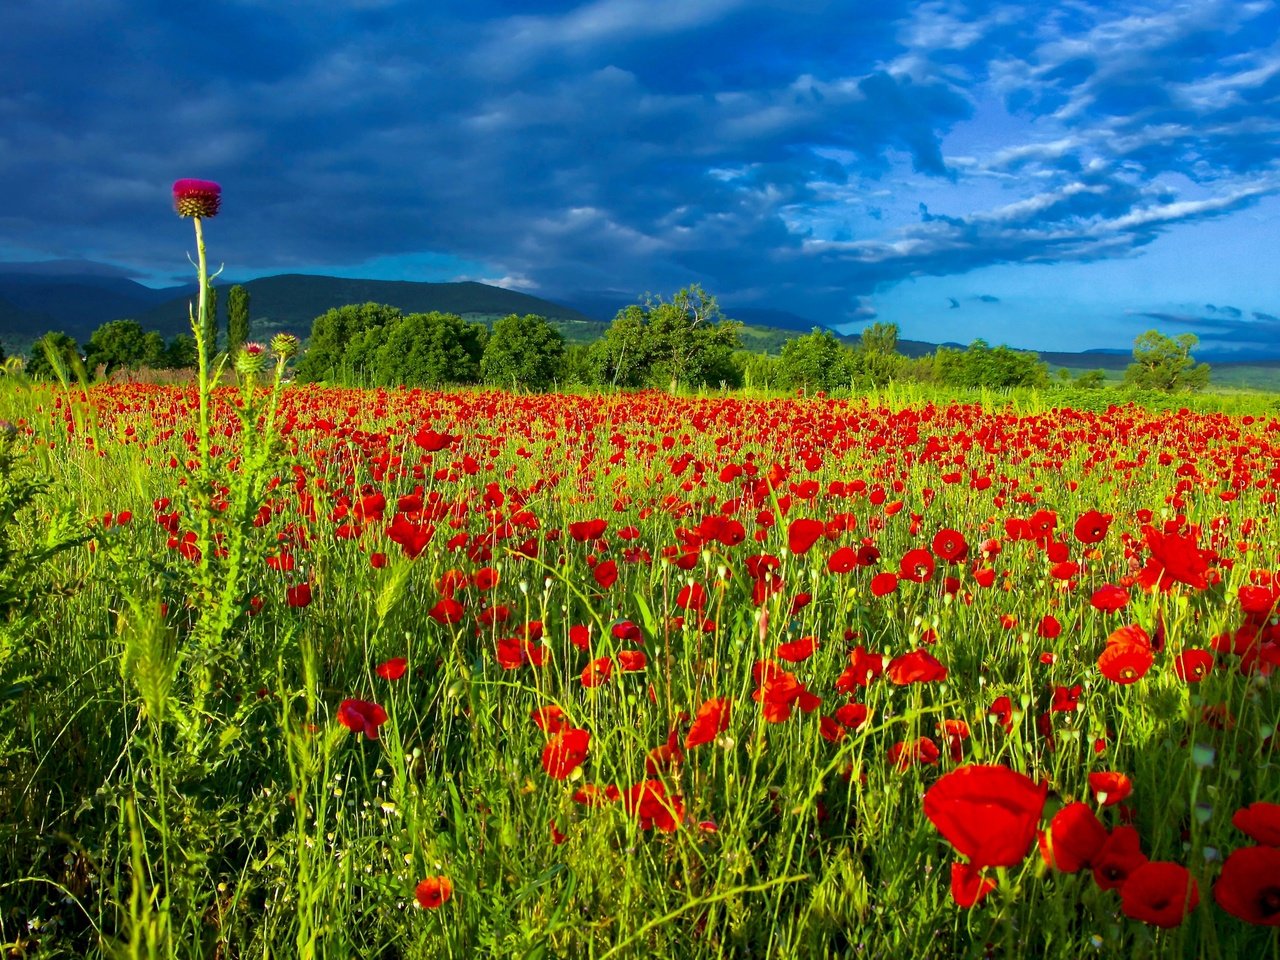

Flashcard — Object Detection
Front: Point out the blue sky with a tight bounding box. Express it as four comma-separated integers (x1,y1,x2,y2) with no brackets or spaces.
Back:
2,0,1278,352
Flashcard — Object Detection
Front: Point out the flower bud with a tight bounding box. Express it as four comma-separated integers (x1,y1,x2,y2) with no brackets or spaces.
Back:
235,342,268,376
271,333,301,360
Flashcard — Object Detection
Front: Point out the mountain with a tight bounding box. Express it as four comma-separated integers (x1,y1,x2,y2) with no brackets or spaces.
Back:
0,269,187,347
130,274,605,343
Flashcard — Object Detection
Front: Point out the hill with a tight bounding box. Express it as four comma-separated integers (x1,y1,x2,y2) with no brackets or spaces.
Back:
131,274,606,345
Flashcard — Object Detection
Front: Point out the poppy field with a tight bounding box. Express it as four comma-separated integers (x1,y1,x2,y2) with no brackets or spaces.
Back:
0,379,1278,958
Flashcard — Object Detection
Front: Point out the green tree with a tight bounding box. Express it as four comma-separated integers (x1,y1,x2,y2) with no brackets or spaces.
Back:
776,329,855,392
1076,369,1107,389
85,320,164,376
296,302,405,383
370,312,487,387
162,333,198,370
227,284,251,355
934,339,1048,388
25,332,80,381
860,321,899,355
480,314,566,391
559,344,595,387
740,351,779,390
1124,330,1210,392
589,285,742,390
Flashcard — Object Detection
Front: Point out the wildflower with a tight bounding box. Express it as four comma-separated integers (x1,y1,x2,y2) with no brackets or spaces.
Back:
337,698,388,740
542,727,590,780
1233,802,1280,847
375,657,408,680
923,764,1048,867
686,697,731,749
1039,802,1107,873
172,178,221,218
414,876,453,909
1214,846,1280,925
1119,861,1198,928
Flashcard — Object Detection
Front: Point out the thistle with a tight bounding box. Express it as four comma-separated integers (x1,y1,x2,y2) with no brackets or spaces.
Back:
172,178,222,219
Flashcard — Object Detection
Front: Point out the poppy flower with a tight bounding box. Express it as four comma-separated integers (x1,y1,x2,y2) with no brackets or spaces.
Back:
1092,825,1147,891
531,705,566,733
414,876,453,909
428,597,465,625
1089,771,1133,807
337,698,388,740
375,657,407,680
1173,648,1213,682
950,861,996,907
172,178,221,218
1090,584,1130,612
618,779,684,832
1120,861,1198,928
1039,802,1107,873
898,548,935,583
752,660,821,722
592,559,618,589
923,764,1048,867
833,702,870,730
1073,510,1111,545
286,583,313,608
1137,527,1211,592
887,648,948,685
581,657,612,687
686,696,731,749
542,727,590,780
870,572,899,597
787,517,825,555
932,528,969,564
1233,802,1280,847
777,636,818,663
887,736,940,770
1098,627,1153,684
1214,845,1280,925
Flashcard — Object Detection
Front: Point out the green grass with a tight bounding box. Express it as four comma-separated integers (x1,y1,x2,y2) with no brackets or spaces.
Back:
0,378,1277,958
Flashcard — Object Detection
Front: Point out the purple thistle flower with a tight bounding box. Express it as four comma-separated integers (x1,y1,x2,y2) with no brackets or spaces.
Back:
172,179,221,218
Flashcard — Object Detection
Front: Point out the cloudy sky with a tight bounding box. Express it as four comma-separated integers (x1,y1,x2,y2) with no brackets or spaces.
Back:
2,0,1278,351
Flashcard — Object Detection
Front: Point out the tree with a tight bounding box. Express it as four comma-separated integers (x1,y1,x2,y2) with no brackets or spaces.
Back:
776,329,855,392
933,339,1049,388
162,333,198,369
370,311,487,387
26,332,80,381
84,320,164,376
296,302,405,382
227,284,251,355
589,285,742,390
480,314,565,391
1124,331,1210,392
1076,369,1107,389
860,322,899,355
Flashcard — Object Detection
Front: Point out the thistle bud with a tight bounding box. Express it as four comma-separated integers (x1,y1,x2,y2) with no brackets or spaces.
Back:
172,179,221,218
235,342,268,376
271,333,301,360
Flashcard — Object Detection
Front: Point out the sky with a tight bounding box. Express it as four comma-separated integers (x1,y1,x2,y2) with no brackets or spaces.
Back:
2,0,1278,353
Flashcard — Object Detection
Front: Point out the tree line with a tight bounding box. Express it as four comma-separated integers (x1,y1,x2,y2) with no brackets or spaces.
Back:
13,282,1211,393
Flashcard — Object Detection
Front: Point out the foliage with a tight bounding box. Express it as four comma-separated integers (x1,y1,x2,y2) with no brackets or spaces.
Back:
1076,369,1108,389
931,339,1050,389
369,311,487,387
25,331,82,381
1124,330,1211,392
480,313,565,391
860,321,899,355
85,319,166,376
295,302,406,383
204,284,219,363
588,285,742,390
775,328,855,392
162,333,198,370
227,284,251,354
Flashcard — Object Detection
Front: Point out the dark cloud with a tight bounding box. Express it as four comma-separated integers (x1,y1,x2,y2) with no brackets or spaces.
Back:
976,294,1000,303
0,0,1276,332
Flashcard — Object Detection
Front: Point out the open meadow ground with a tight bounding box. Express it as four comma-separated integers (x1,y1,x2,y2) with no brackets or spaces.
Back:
0,383,1277,958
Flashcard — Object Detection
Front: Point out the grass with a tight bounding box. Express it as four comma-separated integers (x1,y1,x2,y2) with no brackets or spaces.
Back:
0,377,1277,958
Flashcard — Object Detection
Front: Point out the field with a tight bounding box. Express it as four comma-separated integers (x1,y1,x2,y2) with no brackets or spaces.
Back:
0,375,1278,959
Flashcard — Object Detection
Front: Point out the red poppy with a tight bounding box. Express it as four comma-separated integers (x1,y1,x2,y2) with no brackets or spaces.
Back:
414,875,453,909
542,727,590,780
530,705,566,733
1088,771,1133,807
1039,802,1107,873
1120,861,1198,928
923,765,1048,867
1137,527,1211,592
836,646,886,692
1073,510,1111,544
886,736,940,770
1098,627,1153,684
676,583,707,610
336,698,388,740
887,648,948,685
787,517,825,555
581,657,612,687
1173,648,1213,682
428,597,465,625
1214,845,1280,925
1090,584,1130,612
617,649,647,671
495,637,546,669
833,702,870,730
686,696,731,749
932,528,969,564
869,572,899,597
1037,615,1062,639
375,657,407,680
618,779,684,832
898,548,935,583
1092,825,1147,891
777,635,818,663
752,660,821,722
1233,802,1280,847
950,861,996,907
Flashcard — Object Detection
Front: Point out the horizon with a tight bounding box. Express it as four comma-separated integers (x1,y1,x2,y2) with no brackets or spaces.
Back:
2,1,1278,355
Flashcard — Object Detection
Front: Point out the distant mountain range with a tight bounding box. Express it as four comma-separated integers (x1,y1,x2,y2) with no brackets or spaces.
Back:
0,262,1272,371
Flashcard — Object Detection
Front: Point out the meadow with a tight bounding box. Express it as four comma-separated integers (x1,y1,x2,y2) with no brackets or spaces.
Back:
0,374,1278,959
